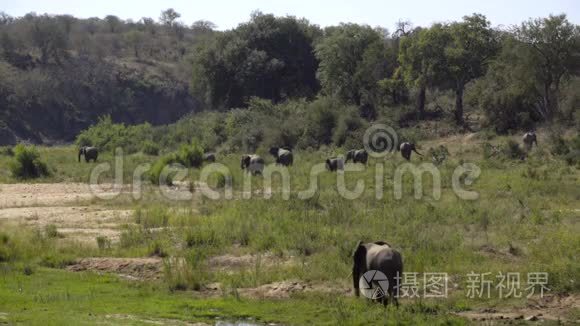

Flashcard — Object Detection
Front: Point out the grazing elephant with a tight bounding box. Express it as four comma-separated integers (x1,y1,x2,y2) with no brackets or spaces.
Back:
522,132,537,151
353,241,403,306
78,146,98,163
345,149,368,164
325,157,344,171
399,142,422,161
241,154,265,175
203,153,216,162
269,147,293,166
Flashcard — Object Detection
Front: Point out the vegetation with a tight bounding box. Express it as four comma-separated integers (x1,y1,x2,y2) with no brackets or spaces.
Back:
8,144,50,179
0,10,578,146
0,7,579,325
0,135,579,323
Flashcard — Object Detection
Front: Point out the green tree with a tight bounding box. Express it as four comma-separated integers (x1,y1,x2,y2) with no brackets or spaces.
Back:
445,14,498,125
29,15,69,64
515,14,579,120
191,13,320,108
398,24,450,118
315,24,389,106
159,8,180,27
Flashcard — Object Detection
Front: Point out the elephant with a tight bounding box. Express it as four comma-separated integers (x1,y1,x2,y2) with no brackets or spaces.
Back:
522,132,537,151
399,142,422,161
325,157,344,171
203,153,216,162
353,241,403,306
269,147,293,166
78,146,98,163
345,149,368,164
241,154,265,175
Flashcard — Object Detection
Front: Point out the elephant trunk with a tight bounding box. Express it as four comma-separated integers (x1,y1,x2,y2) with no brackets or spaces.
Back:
78,149,83,162
413,149,423,156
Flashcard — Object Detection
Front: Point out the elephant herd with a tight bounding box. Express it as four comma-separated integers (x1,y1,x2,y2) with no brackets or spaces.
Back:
325,142,421,172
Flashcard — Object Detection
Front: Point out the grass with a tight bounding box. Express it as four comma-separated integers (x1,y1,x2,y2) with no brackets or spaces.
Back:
0,131,579,324
0,267,467,325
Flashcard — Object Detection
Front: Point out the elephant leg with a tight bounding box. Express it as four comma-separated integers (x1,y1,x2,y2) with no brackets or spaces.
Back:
389,286,398,307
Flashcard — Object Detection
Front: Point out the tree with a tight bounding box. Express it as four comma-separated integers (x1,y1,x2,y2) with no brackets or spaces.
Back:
192,20,216,33
467,36,542,132
515,14,579,120
29,15,69,64
445,14,498,125
398,24,450,118
125,30,144,58
316,24,389,106
160,8,180,27
105,15,121,33
191,13,320,108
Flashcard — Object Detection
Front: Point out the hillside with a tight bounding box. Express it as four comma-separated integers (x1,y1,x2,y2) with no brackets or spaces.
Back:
0,11,212,145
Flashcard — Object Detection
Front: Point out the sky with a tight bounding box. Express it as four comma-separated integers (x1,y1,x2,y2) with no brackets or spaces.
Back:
1,0,579,30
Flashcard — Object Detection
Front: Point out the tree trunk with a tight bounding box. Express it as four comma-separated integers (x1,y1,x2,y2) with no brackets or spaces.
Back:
454,84,464,125
416,85,426,119
543,81,554,120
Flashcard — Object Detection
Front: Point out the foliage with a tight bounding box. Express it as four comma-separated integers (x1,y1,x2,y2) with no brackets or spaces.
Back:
177,139,204,168
191,12,320,108
75,116,153,154
141,140,160,156
148,153,181,185
515,14,580,120
8,144,49,179
502,139,525,160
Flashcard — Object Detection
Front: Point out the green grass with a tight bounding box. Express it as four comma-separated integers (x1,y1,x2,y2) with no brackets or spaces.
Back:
0,267,467,325
0,134,579,324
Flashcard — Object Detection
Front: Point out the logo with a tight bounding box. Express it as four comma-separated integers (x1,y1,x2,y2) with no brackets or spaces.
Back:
359,270,389,299
363,124,398,158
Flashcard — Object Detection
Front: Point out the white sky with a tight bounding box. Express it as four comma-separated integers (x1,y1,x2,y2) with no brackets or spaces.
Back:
1,0,578,30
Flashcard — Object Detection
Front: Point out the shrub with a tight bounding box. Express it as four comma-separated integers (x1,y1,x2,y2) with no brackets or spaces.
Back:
502,140,525,160
75,115,153,154
96,236,111,250
9,144,50,179
550,134,570,156
0,146,14,156
148,153,180,185
44,224,61,238
142,141,160,156
178,139,204,168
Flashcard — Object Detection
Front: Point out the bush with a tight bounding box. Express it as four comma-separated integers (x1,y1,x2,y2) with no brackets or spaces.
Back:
549,134,570,156
178,140,204,168
148,153,181,185
502,140,525,160
96,236,111,250
75,115,153,154
44,224,61,238
9,144,50,179
0,146,14,156
142,141,160,156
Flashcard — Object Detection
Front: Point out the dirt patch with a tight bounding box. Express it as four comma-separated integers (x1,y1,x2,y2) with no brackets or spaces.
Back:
456,293,580,323
477,244,522,262
0,183,129,208
201,280,351,299
0,183,134,244
208,253,297,271
66,257,163,280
